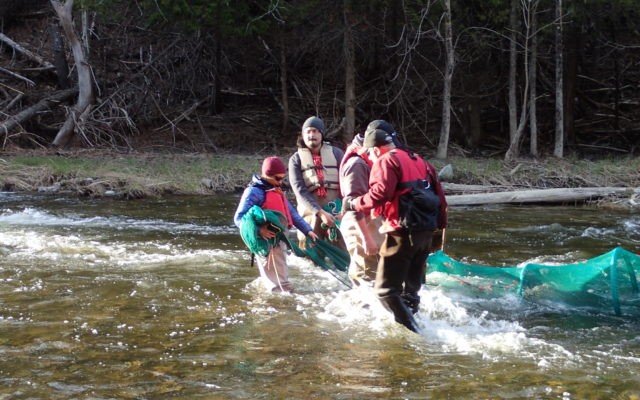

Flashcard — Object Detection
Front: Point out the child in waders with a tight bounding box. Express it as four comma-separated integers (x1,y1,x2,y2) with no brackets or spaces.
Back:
234,156,318,292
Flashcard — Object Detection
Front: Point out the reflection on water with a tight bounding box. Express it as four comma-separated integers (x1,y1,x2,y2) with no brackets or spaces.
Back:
0,193,639,398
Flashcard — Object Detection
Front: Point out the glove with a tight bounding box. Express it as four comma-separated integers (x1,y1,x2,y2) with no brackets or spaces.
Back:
342,197,354,212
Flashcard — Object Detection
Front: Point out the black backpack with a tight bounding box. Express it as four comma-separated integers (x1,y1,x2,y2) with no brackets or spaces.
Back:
397,178,440,232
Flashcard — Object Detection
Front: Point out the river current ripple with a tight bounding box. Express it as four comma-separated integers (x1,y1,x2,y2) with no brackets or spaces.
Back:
0,192,639,399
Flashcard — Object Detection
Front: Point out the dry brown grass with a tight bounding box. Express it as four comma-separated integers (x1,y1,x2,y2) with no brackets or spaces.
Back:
1,151,639,200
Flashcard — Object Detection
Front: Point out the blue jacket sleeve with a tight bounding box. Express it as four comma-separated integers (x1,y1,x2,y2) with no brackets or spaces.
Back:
288,200,312,235
233,186,265,228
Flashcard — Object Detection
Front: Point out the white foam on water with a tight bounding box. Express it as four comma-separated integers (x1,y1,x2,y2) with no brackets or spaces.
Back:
581,226,616,239
241,254,348,303
318,285,393,332
315,279,584,367
622,218,640,241
416,289,531,354
0,207,234,235
517,253,580,266
0,228,242,270
241,278,294,320
502,223,573,234
300,258,527,354
287,254,350,293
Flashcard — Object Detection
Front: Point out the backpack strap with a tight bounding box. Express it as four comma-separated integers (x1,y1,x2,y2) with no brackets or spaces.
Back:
398,179,431,191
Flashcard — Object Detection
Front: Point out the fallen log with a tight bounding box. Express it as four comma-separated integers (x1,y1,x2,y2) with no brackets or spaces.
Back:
0,88,77,136
446,187,636,206
442,182,512,194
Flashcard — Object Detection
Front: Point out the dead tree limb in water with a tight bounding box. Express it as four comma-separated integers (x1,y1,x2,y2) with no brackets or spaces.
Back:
0,88,77,144
50,0,95,148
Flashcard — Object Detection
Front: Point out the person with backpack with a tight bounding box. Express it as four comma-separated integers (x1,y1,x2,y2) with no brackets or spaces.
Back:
343,120,448,332
234,156,319,292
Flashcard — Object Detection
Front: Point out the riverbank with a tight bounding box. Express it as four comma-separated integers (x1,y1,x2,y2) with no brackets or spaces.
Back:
0,151,258,198
1,150,639,204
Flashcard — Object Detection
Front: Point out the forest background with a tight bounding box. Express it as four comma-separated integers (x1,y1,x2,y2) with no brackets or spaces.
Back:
1,0,639,198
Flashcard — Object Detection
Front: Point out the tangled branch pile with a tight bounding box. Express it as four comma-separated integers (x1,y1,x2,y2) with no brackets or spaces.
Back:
1,1,639,157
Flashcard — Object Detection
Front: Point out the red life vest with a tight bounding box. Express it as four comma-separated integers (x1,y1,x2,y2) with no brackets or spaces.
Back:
261,187,293,228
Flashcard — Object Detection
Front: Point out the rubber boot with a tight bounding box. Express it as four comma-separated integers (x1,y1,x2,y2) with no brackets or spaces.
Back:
379,295,422,333
401,293,420,315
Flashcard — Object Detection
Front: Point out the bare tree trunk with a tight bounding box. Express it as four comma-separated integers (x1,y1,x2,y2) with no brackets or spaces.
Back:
50,0,95,148
505,0,532,161
49,23,70,89
279,25,289,136
508,0,518,142
465,97,483,148
529,0,538,157
212,1,222,114
436,0,454,159
81,9,90,55
343,0,356,143
609,15,620,132
565,24,580,146
553,0,564,158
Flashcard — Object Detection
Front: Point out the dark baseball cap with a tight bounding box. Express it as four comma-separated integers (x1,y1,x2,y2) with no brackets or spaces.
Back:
363,120,395,148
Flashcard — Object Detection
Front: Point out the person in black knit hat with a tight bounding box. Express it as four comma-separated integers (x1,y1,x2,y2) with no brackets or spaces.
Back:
288,116,345,248
343,120,448,332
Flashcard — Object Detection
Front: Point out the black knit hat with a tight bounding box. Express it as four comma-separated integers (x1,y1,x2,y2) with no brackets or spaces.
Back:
302,116,325,135
363,120,395,148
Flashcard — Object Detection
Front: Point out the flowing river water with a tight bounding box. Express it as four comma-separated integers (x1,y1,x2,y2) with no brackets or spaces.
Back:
0,192,639,399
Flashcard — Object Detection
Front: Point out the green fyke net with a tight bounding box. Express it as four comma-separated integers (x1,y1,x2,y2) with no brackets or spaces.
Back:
426,247,640,315
240,205,350,286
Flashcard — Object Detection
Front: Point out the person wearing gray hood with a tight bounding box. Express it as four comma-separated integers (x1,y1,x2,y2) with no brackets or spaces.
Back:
338,132,383,286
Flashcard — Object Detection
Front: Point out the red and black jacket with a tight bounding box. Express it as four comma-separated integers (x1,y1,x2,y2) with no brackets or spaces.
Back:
352,148,447,232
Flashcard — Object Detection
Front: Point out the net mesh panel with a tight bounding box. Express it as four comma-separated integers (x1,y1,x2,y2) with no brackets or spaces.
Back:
240,205,350,285
427,247,640,315
309,239,350,272
239,206,287,257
